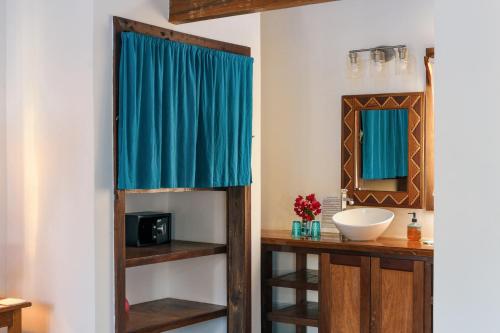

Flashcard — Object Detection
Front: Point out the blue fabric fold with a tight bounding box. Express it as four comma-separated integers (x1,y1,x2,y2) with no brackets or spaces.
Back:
118,32,253,189
361,109,408,180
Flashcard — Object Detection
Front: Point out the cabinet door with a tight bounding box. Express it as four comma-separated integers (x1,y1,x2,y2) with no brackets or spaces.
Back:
320,253,370,333
370,258,425,333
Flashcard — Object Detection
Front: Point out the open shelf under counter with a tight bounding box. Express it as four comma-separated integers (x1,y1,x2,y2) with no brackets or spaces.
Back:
126,240,227,268
267,269,319,290
126,298,227,333
267,302,319,327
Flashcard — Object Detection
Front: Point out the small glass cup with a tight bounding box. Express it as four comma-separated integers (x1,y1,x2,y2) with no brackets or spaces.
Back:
301,220,311,237
291,220,302,238
311,220,321,240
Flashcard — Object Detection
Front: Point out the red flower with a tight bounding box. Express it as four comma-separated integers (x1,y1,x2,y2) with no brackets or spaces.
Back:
293,193,322,221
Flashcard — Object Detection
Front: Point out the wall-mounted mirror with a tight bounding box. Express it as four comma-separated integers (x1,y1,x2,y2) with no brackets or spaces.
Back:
341,92,425,208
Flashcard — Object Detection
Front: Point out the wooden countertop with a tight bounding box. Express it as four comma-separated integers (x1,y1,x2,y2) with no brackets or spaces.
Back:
0,298,32,313
262,230,434,258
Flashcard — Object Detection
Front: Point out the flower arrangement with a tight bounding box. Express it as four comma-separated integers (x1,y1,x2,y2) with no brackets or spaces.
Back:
294,193,322,221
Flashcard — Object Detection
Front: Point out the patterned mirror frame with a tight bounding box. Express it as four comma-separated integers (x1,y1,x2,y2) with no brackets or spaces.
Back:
341,92,425,208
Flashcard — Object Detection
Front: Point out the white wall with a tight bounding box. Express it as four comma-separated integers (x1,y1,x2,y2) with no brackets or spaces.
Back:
0,0,7,301
434,1,500,332
93,2,261,332
261,0,434,239
4,1,95,332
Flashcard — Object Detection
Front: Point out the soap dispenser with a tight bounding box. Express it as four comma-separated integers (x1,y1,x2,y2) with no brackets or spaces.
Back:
407,212,422,241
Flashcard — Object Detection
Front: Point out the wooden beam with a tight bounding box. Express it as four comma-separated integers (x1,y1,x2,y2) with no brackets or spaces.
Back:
169,0,338,24
227,186,252,332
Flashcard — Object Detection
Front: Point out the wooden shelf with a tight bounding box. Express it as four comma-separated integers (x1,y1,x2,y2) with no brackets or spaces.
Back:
126,241,227,268
267,269,319,290
126,298,227,333
267,302,319,327
124,187,227,194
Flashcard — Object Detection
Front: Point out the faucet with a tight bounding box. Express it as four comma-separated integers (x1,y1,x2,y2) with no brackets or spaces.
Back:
341,189,354,211
339,189,354,242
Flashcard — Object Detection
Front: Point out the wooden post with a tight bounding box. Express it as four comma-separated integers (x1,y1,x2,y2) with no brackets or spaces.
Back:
227,186,252,332
114,190,126,333
261,245,273,333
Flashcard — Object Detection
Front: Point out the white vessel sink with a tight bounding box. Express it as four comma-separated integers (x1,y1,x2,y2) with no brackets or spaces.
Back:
332,208,394,241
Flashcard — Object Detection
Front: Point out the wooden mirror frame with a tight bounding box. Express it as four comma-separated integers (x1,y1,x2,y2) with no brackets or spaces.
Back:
341,92,425,208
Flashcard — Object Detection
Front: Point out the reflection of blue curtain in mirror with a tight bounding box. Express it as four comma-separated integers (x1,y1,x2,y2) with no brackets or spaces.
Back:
361,109,408,180
117,32,253,189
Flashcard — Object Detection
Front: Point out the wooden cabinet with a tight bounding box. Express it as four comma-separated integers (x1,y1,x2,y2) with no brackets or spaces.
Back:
320,253,432,333
261,230,433,333
371,258,426,333
320,254,371,333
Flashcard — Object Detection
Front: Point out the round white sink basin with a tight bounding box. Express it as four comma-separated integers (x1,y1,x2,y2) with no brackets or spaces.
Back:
332,208,394,241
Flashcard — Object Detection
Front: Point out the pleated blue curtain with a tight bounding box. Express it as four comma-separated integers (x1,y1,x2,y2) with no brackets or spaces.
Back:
118,32,253,189
361,109,408,180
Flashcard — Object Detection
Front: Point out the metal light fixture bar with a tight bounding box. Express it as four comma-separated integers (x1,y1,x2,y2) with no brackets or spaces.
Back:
349,45,407,54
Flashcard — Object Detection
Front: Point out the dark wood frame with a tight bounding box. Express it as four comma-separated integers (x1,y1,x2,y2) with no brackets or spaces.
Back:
424,48,435,211
341,92,425,208
113,17,252,333
169,0,339,24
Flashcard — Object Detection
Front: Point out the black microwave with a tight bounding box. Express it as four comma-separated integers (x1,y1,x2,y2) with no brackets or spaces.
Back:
125,212,173,247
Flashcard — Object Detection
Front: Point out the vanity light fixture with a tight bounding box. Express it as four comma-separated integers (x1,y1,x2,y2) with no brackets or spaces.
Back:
347,51,364,79
347,45,408,76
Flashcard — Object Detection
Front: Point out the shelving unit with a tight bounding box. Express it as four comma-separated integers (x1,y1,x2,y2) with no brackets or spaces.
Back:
113,17,252,333
267,269,319,291
267,302,319,327
262,250,319,333
126,240,227,268
126,298,227,333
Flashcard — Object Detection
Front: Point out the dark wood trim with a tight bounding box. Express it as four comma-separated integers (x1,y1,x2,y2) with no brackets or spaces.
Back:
424,47,435,211
296,253,307,333
125,241,227,267
380,257,414,272
424,261,433,333
370,257,382,333
169,0,338,24
114,16,250,56
227,186,252,333
267,269,319,291
261,246,273,333
360,256,371,333
413,261,425,333
125,187,227,194
267,302,319,327
330,253,362,267
126,298,227,333
341,92,425,209
319,254,331,333
114,190,126,333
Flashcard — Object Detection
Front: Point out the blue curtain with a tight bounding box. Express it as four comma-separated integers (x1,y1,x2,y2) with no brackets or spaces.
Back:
118,32,253,189
361,109,408,180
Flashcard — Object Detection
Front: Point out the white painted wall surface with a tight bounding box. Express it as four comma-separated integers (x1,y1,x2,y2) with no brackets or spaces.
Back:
93,3,261,332
261,0,435,239
4,0,95,332
434,1,500,332
0,0,7,312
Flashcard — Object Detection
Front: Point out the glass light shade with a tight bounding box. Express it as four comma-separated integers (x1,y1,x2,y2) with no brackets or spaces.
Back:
370,49,386,76
396,48,415,75
347,52,364,79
